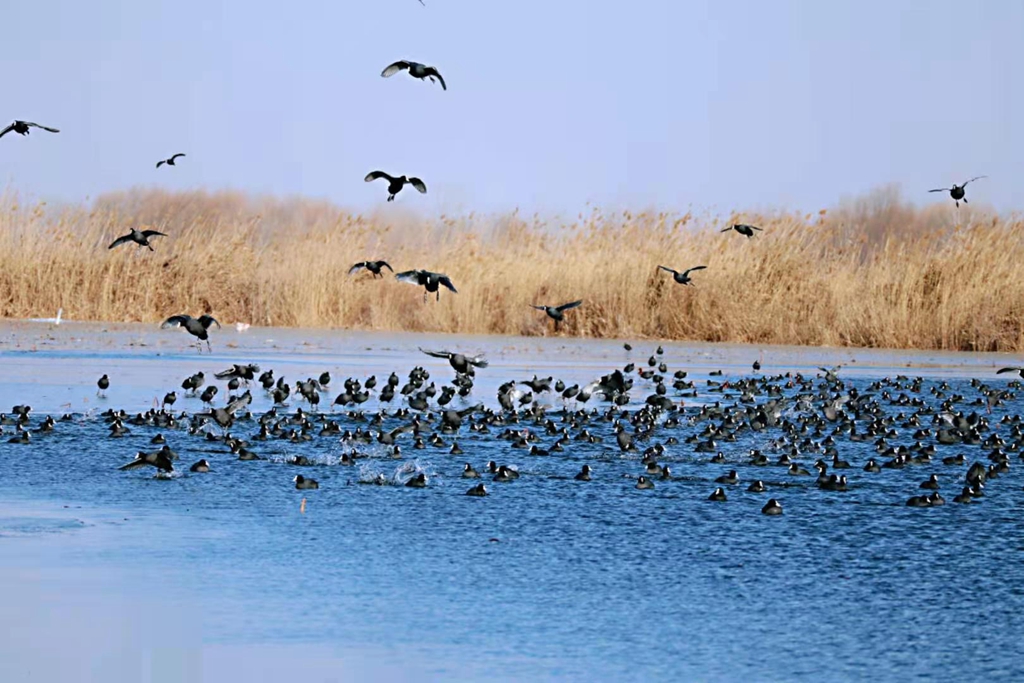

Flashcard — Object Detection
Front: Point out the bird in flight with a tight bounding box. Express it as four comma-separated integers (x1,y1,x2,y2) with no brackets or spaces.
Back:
0,120,60,140
996,366,1024,379
381,60,447,91
420,348,488,374
108,228,168,251
721,224,762,238
657,265,707,286
348,260,394,278
156,153,186,168
929,176,986,208
396,269,457,301
365,171,427,202
161,314,221,352
532,300,583,332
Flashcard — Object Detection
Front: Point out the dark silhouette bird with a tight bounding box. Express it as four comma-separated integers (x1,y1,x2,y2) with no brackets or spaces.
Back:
0,120,59,140
381,60,446,90
419,348,488,374
997,367,1024,379
293,475,319,490
119,450,174,473
929,176,986,208
722,224,762,238
190,459,210,473
156,153,186,168
396,269,457,301
657,265,707,286
108,228,167,251
348,260,394,278
96,374,109,397
364,171,427,201
161,314,221,352
532,300,582,331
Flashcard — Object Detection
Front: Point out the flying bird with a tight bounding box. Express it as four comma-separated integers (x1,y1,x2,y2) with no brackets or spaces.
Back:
381,60,446,90
657,265,707,286
348,260,394,278
0,120,60,140
364,171,427,201
532,300,583,331
996,367,1024,379
722,224,762,238
161,314,221,352
108,228,167,251
396,269,457,301
156,153,186,168
420,348,488,374
929,176,987,208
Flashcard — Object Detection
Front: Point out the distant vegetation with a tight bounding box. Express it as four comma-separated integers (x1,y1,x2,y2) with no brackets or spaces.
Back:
0,186,1021,352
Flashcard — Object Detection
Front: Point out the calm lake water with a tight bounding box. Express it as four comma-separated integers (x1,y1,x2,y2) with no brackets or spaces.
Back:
1,321,1023,682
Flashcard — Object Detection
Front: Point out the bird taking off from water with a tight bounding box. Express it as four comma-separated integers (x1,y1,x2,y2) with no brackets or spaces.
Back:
420,348,489,374
0,120,59,140
657,265,707,286
381,60,446,90
396,269,457,301
156,153,186,168
532,300,583,332
349,260,394,278
996,366,1024,379
929,176,986,208
722,224,762,238
161,314,221,352
364,171,427,202
108,228,168,251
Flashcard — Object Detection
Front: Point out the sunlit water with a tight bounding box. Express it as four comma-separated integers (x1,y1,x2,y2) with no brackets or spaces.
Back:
2,322,1023,682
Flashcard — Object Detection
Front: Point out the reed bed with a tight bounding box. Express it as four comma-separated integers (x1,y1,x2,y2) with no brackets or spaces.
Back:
0,187,1021,352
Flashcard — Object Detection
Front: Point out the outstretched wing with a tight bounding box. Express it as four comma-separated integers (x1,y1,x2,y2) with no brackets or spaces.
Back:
161,315,192,329
396,270,424,285
419,348,452,360
556,300,583,312
683,266,708,276
531,305,548,311
962,175,987,186
928,188,950,193
0,123,14,139
381,61,411,78
408,177,428,194
348,262,368,275
170,153,186,162
657,265,678,275
377,260,394,272
198,315,221,329
118,456,149,471
438,275,457,292
740,224,763,231
467,355,488,368
720,226,733,233
25,122,59,133
141,230,167,239
365,170,395,183
108,234,132,249
996,367,1022,375
425,67,446,90
156,160,166,168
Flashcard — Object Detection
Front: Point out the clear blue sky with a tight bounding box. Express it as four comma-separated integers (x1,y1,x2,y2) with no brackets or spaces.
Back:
2,0,1021,214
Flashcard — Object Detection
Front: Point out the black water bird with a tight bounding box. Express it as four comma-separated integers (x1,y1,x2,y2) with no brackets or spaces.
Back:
420,348,488,374
657,265,706,286
397,270,457,301
108,228,168,251
294,475,319,490
532,300,582,331
929,176,986,208
0,120,59,140
722,224,762,238
364,171,427,201
381,60,446,90
190,459,210,473
161,314,221,352
156,153,186,168
119,450,173,473
97,374,109,397
348,260,394,278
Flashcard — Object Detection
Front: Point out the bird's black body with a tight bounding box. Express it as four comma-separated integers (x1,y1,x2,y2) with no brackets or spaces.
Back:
396,269,457,301
657,265,707,285
161,314,221,352
929,176,986,208
0,120,60,139
365,171,427,201
381,60,447,90
532,300,583,331
722,224,762,238
349,260,394,278
156,153,186,168
108,228,168,252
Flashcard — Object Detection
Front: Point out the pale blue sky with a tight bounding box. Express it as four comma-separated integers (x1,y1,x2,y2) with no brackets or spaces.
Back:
1,0,1021,214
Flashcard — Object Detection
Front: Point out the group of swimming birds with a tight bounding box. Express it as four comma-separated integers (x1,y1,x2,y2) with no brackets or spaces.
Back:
6,342,1023,517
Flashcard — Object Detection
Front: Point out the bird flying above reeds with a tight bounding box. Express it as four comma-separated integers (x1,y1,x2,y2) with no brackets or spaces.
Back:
161,314,221,352
381,60,446,90
657,265,707,285
532,300,583,331
365,171,427,202
348,260,394,278
0,120,59,140
108,228,168,251
156,153,186,168
396,269,457,301
722,224,762,238
929,176,986,208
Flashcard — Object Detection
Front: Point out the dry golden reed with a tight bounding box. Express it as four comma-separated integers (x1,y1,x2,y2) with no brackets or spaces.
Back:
0,186,1021,352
